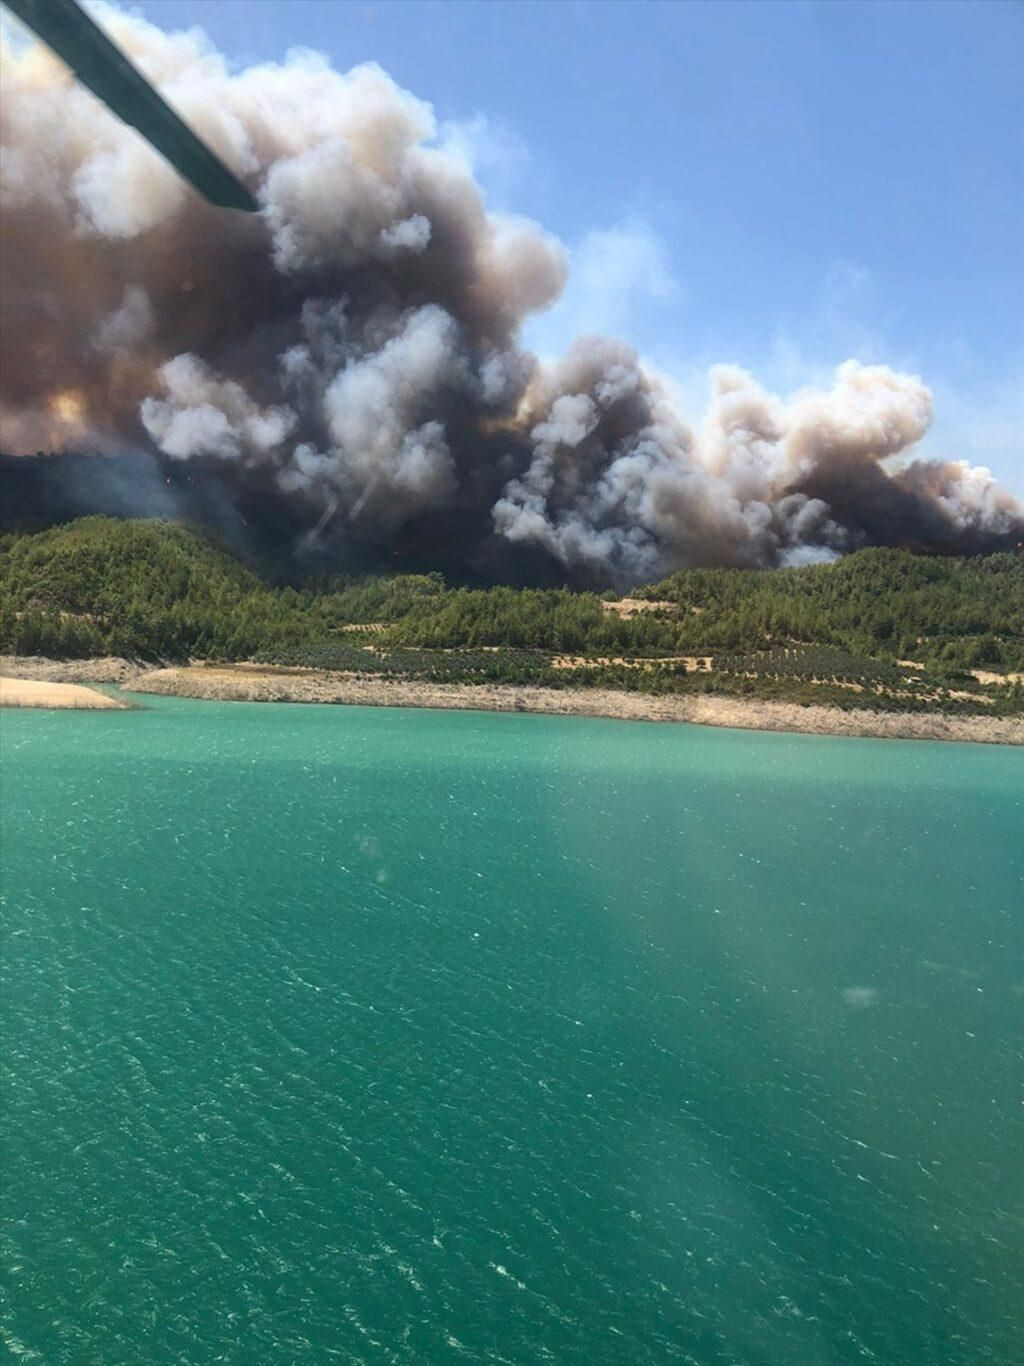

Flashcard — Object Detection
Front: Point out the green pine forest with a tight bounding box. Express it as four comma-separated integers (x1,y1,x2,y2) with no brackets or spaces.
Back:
2,517,1022,715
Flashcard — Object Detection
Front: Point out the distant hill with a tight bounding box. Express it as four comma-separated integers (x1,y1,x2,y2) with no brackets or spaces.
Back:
0,517,443,661
2,519,1022,695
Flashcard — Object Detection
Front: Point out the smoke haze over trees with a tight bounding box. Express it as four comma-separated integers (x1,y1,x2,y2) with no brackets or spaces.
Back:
1,2,1021,586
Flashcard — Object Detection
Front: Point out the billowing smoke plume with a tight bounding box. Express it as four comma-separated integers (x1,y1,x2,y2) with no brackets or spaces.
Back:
1,2,1020,583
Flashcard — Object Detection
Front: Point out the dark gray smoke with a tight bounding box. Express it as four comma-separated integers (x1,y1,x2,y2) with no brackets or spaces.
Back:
1,2,1021,584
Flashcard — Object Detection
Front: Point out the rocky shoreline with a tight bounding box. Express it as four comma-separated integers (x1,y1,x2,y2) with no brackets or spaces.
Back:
3,657,1020,744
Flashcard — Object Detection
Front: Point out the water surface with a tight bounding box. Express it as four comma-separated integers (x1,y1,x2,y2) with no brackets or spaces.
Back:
2,699,1022,1364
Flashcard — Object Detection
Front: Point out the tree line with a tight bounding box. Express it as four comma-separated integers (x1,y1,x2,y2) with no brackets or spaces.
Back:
1,518,1021,679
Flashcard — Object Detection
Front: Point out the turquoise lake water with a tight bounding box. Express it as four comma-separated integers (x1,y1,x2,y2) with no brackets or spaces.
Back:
1,697,1022,1364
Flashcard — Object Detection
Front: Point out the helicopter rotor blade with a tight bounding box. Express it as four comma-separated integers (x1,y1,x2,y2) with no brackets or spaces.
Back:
3,0,258,212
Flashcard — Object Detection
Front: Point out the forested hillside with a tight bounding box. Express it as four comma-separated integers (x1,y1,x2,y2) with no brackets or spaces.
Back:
0,518,443,661
2,518,1022,714
388,550,1024,670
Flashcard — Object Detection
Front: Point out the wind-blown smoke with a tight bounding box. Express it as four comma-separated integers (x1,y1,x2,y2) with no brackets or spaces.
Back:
1,2,1020,583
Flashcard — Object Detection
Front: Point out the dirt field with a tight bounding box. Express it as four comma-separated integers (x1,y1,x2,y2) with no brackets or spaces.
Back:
600,598,677,617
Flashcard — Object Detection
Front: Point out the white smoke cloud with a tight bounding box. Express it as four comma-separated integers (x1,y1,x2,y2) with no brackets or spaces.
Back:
140,355,296,460
379,213,432,255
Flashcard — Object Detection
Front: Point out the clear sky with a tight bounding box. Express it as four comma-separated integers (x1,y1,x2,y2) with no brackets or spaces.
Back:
136,0,1023,492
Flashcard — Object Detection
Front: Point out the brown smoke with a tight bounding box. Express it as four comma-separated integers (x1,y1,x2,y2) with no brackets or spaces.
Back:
1,2,1021,583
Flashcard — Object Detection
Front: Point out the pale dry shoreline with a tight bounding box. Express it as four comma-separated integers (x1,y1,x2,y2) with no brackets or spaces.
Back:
3,656,1020,745
0,675,127,710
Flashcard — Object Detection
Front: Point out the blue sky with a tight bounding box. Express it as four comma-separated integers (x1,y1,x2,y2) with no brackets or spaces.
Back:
136,0,1023,492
